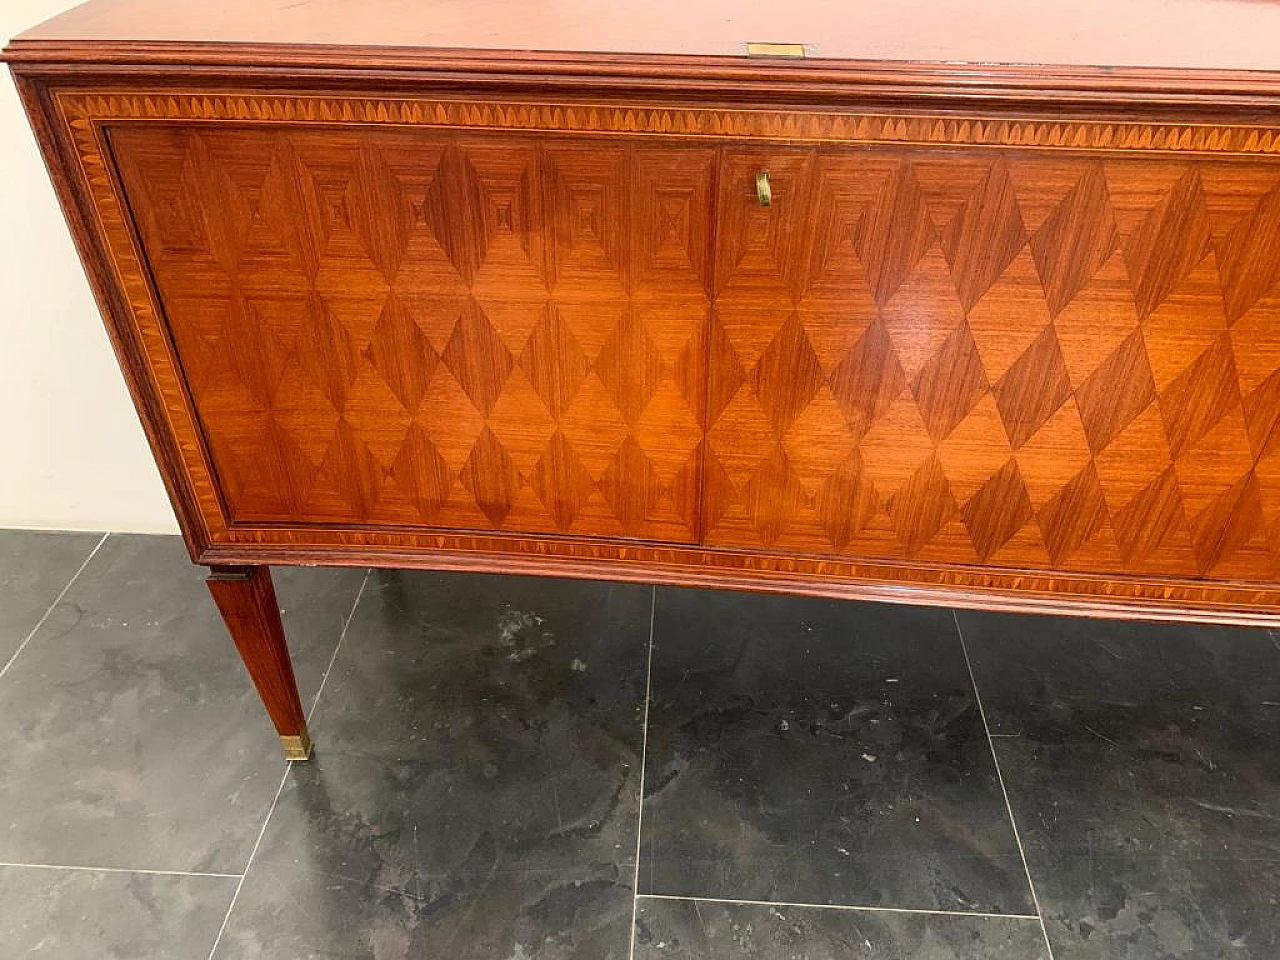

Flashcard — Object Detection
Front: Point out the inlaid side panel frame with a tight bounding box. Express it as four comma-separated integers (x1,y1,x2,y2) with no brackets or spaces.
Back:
24,78,1280,624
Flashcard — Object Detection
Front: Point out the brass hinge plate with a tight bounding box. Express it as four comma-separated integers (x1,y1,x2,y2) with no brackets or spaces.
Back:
746,42,808,59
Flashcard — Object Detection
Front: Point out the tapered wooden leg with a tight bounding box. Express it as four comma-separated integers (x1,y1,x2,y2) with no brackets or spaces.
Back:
207,565,312,760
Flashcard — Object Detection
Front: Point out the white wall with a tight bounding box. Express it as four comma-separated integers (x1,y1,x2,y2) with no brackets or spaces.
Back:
0,0,178,533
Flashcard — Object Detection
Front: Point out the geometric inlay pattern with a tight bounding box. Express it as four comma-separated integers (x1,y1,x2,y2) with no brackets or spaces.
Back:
104,118,1280,581
705,148,1280,581
111,126,713,542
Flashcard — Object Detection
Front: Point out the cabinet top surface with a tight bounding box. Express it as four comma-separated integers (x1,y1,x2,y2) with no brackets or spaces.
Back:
10,0,1280,74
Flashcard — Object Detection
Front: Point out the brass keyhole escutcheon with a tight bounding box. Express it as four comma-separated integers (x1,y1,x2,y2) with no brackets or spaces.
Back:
757,170,772,207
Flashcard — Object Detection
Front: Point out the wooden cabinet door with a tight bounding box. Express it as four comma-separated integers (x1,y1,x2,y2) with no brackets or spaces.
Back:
109,125,712,542
706,145,1280,581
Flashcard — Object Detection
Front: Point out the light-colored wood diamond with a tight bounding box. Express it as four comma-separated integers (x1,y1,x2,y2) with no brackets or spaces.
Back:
1014,398,1093,508
1141,254,1228,392
707,390,777,489
632,380,702,484
1173,408,1255,520
880,247,965,381
341,367,413,466
1229,294,1280,397
1093,405,1172,512
270,359,341,468
715,298,791,367
471,298,549,357
634,301,708,358
596,307,663,425
486,368,556,477
391,292,468,356
784,385,857,497
935,395,1014,504
965,249,1051,383
416,373,486,474
558,374,630,478
795,292,877,374
554,300,626,359
858,396,935,497
1051,251,1141,388
470,232,550,302
391,241,470,323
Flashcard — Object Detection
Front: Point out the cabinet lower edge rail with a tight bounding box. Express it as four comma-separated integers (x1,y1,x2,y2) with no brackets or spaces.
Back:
197,541,1280,628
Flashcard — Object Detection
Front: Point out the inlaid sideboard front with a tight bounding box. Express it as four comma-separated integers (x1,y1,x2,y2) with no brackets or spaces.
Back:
105,117,1280,588
10,2,1280,752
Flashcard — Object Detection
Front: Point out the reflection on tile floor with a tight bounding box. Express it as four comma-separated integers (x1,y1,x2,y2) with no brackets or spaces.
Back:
0,865,234,960
0,529,1277,958
0,534,367,875
639,589,1034,915
959,610,1280,958
634,898,1049,959
212,570,650,959
0,529,103,667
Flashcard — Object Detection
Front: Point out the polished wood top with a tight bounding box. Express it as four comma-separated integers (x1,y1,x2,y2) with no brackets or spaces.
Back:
9,0,1280,73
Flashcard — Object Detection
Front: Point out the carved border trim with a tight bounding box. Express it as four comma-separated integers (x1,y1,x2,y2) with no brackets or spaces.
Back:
57,94,231,539
201,526,1280,626
59,89,1280,156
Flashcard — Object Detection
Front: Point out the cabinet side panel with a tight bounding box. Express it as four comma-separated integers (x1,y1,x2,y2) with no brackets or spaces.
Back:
8,73,215,556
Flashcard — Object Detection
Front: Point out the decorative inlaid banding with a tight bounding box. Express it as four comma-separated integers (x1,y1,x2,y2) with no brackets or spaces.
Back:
45,83,1280,623
58,90,1280,156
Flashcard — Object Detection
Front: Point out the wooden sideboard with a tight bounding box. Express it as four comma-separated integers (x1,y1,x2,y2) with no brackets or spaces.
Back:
9,0,1280,757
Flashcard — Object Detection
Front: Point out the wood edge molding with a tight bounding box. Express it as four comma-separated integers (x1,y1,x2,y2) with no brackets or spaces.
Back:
49,87,1280,159
10,43,1280,109
197,541,1280,628
10,74,215,560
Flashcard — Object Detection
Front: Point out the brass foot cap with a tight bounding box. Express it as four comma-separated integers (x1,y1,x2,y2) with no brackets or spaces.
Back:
280,728,313,761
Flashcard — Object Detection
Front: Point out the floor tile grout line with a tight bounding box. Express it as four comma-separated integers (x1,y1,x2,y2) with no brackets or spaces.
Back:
0,861,241,880
952,610,1057,960
0,532,109,681
205,766,290,960
628,585,657,960
206,567,370,959
307,568,371,723
636,893,1042,922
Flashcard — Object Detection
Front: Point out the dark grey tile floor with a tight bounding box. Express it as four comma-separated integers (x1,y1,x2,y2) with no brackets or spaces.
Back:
0,530,1276,959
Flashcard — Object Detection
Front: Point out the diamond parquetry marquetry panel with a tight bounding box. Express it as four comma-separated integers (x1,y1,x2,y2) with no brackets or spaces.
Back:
706,147,1280,581
107,121,1280,582
109,126,711,542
